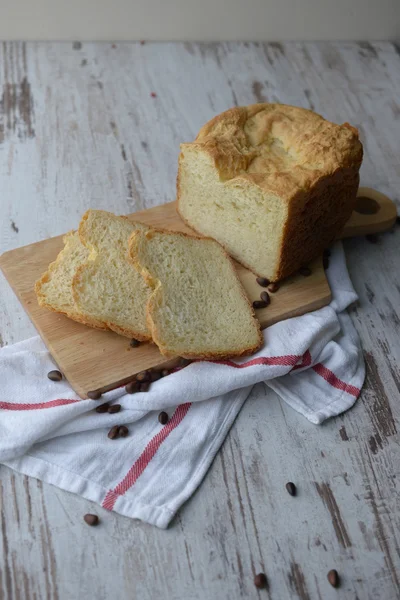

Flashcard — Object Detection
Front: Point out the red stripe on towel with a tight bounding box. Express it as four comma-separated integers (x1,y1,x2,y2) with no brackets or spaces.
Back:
312,363,360,397
102,402,191,510
211,354,301,369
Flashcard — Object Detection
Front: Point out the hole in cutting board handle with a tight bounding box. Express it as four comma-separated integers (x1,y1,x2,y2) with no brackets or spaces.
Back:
354,196,380,215
341,186,397,239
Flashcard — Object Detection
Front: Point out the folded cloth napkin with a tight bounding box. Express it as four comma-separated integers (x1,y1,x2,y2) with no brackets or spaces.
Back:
0,243,364,528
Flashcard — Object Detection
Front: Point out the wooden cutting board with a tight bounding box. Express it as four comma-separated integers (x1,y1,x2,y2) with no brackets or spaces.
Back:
0,187,396,398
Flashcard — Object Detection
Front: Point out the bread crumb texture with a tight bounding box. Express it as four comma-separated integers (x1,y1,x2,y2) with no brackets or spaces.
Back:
72,210,152,340
129,228,262,359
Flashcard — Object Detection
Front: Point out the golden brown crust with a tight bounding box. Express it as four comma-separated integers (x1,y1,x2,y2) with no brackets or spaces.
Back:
188,104,363,200
275,166,360,281
128,227,263,360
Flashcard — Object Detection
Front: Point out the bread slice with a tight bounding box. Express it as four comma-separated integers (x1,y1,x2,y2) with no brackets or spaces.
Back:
128,228,262,359
35,231,108,330
177,103,363,281
72,210,152,340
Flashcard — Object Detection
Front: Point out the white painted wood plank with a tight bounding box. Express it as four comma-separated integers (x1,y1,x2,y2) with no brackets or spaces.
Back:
0,41,400,600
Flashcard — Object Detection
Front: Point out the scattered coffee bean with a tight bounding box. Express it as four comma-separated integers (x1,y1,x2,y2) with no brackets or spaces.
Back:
130,338,140,348
96,403,110,414
108,404,121,414
150,91,157,98
323,256,330,270
253,300,268,309
47,370,62,382
139,382,150,392
108,425,120,440
158,411,169,425
118,425,129,437
151,371,162,382
260,291,270,305
299,266,312,277
136,370,150,382
83,514,99,526
125,380,139,394
161,369,170,377
87,390,102,400
268,282,280,293
254,573,268,589
178,358,191,367
327,569,340,588
285,482,297,496
366,233,378,244
256,277,270,287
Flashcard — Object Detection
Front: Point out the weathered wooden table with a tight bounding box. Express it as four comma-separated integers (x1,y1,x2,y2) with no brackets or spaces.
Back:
0,41,399,600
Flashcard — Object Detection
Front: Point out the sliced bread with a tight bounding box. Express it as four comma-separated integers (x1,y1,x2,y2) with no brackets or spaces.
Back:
128,228,262,359
72,209,151,340
35,231,108,330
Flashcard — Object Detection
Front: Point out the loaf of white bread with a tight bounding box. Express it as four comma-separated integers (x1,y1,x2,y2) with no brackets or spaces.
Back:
177,103,363,281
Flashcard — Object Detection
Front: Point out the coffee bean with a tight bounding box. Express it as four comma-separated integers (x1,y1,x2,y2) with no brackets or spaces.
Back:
136,370,150,382
323,256,330,269
47,370,62,382
299,266,312,277
108,404,121,414
268,282,280,293
254,573,268,589
285,482,297,496
260,291,270,305
130,338,140,348
151,371,162,382
95,403,110,413
366,233,378,244
125,381,139,394
161,369,170,377
256,277,270,287
83,514,99,526
87,390,102,400
107,425,120,440
253,300,267,309
327,569,340,588
139,382,150,392
158,411,169,425
118,425,129,437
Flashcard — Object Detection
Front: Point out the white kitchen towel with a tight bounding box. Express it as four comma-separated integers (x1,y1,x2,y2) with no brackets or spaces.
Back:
0,243,364,528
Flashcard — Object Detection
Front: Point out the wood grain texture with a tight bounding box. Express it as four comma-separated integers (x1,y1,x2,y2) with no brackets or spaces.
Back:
0,41,400,600
0,188,395,397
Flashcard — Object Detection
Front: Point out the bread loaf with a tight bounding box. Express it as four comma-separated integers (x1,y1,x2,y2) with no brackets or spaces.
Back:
177,103,363,281
128,228,262,359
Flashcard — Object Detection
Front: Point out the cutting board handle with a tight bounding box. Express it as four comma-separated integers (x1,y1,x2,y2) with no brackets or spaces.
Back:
341,187,398,238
